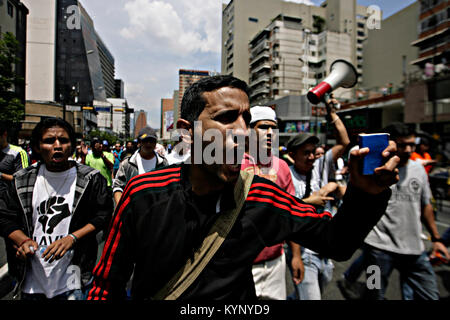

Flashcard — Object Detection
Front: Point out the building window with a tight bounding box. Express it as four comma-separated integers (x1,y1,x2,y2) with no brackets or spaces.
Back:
249,17,258,23
7,1,13,17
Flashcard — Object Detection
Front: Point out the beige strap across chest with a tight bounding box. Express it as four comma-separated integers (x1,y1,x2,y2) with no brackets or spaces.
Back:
152,170,254,300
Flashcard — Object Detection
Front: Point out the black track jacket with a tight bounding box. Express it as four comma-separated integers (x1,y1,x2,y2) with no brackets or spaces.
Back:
89,163,391,300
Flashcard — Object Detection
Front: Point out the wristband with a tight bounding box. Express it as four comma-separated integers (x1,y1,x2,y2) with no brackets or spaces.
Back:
18,238,32,248
331,116,339,124
69,233,78,243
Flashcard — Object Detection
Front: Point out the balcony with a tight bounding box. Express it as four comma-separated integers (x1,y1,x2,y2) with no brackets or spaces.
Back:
250,40,269,57
250,51,270,66
249,74,270,88
251,63,271,74
250,86,270,98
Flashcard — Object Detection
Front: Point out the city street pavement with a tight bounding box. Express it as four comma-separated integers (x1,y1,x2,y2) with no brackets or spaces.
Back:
1,204,449,300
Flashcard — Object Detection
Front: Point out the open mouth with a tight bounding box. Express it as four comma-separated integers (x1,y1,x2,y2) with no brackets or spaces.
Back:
52,153,65,162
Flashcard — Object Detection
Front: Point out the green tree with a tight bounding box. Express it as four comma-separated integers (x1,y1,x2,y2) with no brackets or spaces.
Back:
313,15,326,34
0,32,24,123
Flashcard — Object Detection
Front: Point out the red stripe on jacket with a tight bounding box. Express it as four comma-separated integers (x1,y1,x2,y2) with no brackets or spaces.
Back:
245,196,332,219
250,182,316,211
90,169,181,300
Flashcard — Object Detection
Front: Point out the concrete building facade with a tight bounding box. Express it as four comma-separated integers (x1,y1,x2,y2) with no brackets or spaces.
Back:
160,98,174,141
362,1,420,92
133,110,148,138
223,0,370,90
108,98,131,139
248,14,353,106
19,0,116,139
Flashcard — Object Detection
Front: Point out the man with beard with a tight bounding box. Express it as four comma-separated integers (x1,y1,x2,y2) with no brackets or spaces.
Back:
88,75,399,300
0,118,112,300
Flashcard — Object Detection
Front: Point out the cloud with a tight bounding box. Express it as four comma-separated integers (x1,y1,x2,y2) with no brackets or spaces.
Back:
120,0,221,56
79,0,222,131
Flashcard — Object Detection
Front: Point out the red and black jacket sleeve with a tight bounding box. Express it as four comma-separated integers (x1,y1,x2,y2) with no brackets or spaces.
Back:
244,175,391,261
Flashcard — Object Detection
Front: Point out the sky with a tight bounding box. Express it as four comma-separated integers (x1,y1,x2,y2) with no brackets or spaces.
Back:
80,0,417,129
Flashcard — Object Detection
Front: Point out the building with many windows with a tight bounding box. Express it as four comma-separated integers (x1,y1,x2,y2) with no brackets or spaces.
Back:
223,0,371,91
248,14,352,106
20,0,117,139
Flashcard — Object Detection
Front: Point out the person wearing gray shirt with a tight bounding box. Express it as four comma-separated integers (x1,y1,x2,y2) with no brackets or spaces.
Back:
362,123,449,300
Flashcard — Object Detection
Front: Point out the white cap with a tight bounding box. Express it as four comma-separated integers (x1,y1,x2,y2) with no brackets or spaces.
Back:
250,106,276,124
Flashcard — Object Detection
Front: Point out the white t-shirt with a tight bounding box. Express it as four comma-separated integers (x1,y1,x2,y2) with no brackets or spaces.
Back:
290,149,334,200
136,152,157,175
166,150,191,165
22,165,79,298
290,149,335,257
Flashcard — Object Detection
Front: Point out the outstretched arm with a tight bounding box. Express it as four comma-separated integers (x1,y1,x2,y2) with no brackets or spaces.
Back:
324,98,350,162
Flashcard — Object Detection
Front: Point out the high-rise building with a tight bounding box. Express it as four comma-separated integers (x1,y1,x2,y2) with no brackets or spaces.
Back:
172,89,180,131
248,14,352,105
134,110,148,138
0,0,29,106
320,0,371,84
362,2,419,91
115,79,125,99
411,0,449,68
177,69,211,116
160,98,174,140
222,0,371,88
55,0,114,105
20,0,116,138
222,0,325,83
108,98,131,139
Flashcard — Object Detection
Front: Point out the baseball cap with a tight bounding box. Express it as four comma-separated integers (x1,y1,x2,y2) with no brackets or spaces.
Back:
102,140,109,146
138,126,157,140
250,106,276,125
287,133,319,152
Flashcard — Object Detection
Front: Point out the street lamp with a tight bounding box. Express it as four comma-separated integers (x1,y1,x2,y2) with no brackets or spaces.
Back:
62,49,94,120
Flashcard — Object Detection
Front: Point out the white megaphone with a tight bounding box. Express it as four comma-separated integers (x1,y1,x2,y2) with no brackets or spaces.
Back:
307,59,358,105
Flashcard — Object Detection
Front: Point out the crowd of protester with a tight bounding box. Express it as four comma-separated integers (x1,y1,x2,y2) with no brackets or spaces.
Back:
0,75,448,301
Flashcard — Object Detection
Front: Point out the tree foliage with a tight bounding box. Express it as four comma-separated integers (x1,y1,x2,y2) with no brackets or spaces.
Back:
85,129,121,146
313,15,326,34
0,32,24,123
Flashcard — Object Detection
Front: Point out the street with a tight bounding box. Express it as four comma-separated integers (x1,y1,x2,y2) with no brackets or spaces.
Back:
1,202,449,301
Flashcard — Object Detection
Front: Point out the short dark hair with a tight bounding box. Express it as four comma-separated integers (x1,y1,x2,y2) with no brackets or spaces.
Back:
382,122,414,141
180,75,250,125
31,117,76,154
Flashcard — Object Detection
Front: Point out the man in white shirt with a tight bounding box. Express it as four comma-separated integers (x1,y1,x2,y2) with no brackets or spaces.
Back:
112,127,168,205
0,117,113,300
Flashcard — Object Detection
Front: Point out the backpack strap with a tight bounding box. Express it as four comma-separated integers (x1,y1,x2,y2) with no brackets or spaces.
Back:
152,170,254,300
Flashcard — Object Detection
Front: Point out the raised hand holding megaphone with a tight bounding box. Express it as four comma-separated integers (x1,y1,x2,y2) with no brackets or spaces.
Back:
307,59,358,105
